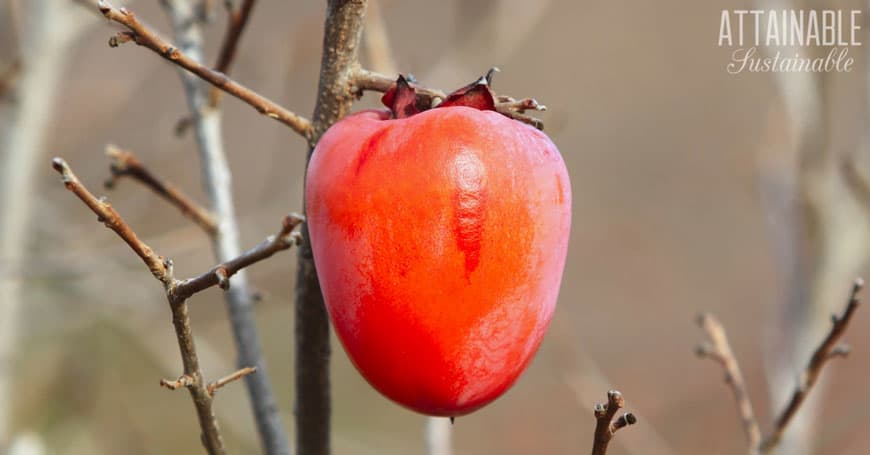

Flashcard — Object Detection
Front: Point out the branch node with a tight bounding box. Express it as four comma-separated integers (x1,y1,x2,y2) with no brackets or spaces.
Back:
215,267,230,290
160,374,194,390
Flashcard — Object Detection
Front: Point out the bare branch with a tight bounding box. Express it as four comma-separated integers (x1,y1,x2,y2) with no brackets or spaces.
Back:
172,213,303,300
696,313,762,450
52,157,223,454
51,158,170,284
104,145,218,236
351,68,547,129
760,278,864,452
208,0,257,108
52,157,304,454
591,390,637,455
96,1,313,139
207,366,257,397
294,2,369,454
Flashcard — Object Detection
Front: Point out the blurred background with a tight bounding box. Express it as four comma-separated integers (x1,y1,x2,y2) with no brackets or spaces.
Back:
2,0,870,453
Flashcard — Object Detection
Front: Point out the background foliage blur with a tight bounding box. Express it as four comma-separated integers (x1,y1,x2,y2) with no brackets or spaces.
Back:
2,0,870,454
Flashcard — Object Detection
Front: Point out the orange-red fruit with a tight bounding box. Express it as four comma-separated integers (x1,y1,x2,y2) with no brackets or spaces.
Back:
306,106,571,416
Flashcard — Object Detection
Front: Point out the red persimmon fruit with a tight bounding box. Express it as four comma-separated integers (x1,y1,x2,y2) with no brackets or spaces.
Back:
306,74,571,417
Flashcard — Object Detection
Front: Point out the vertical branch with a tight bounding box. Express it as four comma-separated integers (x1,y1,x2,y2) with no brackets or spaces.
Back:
160,1,291,454
0,1,79,449
295,1,367,454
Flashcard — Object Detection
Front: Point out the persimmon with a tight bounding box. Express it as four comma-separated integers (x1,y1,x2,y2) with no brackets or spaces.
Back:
306,74,571,417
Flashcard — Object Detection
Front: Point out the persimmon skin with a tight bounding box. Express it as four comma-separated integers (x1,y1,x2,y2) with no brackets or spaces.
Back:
306,106,571,416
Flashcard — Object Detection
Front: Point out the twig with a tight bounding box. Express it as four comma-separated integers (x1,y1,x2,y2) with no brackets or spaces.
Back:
696,279,863,454
161,374,195,390
53,157,220,453
52,158,169,283
104,145,218,235
52,157,304,454
760,278,864,452
696,313,762,450
208,0,257,108
207,366,258,397
351,68,547,129
294,2,369,454
172,213,303,300
96,1,313,139
591,390,637,455
159,1,292,453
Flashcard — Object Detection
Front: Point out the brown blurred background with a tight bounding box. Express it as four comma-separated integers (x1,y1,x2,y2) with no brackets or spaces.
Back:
2,0,870,454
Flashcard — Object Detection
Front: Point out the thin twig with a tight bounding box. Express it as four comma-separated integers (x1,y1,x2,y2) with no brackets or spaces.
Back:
52,157,304,454
208,0,256,108
696,313,762,451
295,2,369,454
760,278,864,452
207,366,258,397
351,68,547,129
52,158,169,283
591,390,637,455
96,1,313,139
172,213,303,300
104,145,218,235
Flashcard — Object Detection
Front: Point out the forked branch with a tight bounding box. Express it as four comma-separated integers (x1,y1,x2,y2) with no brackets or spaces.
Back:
52,157,304,454
590,390,637,455
696,278,864,455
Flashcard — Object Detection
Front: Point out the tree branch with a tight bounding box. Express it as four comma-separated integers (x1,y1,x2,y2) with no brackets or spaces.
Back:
294,2,368,454
104,144,218,236
52,158,170,283
760,278,864,452
96,1,312,139
696,313,762,450
172,213,303,300
207,366,258,397
591,390,637,455
696,278,863,455
52,157,304,455
208,0,257,108
351,68,547,130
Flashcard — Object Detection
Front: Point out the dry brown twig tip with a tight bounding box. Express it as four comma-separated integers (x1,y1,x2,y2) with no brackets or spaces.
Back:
759,278,864,452
102,145,218,235
591,390,637,455
160,374,195,390
207,366,258,397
